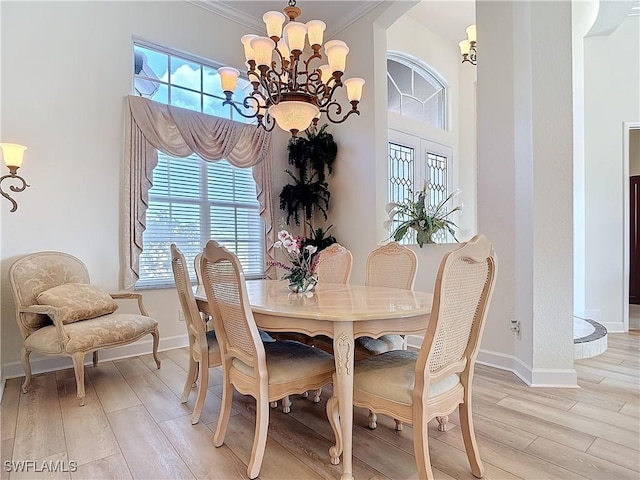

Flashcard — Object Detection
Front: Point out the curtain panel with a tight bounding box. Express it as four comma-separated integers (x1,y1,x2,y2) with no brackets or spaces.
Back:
123,95,275,289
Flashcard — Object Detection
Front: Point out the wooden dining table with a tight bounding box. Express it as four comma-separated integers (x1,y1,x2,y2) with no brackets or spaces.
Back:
194,279,433,480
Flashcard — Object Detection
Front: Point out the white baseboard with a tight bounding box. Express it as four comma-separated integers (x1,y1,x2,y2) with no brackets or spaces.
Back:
476,349,578,388
600,321,624,333
1,334,188,380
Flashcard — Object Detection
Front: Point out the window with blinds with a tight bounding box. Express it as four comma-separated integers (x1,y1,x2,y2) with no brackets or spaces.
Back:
137,153,264,288
133,41,265,288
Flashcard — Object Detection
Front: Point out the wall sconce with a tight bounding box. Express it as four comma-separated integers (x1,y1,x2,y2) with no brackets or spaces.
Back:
459,24,477,65
0,143,29,212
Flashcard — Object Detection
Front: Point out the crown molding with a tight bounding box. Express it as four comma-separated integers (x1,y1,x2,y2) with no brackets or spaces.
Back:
187,1,385,39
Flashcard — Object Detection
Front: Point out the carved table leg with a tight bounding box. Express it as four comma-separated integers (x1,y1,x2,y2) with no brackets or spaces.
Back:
333,322,354,480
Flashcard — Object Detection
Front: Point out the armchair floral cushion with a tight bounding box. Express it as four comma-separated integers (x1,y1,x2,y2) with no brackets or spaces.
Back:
36,283,118,324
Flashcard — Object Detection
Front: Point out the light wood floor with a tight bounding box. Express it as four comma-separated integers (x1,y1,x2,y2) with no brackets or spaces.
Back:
1,332,638,480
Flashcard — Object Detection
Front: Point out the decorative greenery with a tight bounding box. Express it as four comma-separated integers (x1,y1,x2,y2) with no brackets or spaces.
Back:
270,229,319,292
279,125,338,228
384,186,463,247
302,223,337,252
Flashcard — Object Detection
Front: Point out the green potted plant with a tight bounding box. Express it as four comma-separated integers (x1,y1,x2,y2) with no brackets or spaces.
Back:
279,125,338,238
384,185,463,247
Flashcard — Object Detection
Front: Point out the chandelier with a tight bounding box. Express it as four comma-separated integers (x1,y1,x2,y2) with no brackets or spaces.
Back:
217,0,364,138
459,25,477,65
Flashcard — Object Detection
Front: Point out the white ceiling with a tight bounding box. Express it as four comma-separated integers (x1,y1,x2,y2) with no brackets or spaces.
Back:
191,0,475,44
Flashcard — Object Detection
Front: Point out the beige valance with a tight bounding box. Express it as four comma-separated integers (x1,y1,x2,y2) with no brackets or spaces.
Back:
123,95,275,289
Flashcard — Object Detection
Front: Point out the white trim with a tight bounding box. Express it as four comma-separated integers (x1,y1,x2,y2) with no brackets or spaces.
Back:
623,121,640,334
0,334,188,380
600,321,625,333
187,1,384,40
529,368,579,388
476,349,578,388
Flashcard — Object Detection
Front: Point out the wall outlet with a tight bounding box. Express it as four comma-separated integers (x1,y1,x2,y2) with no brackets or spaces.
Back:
510,318,521,339
178,309,185,322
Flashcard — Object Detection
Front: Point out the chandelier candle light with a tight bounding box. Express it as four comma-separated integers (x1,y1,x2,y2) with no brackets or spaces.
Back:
459,24,477,65
217,0,365,138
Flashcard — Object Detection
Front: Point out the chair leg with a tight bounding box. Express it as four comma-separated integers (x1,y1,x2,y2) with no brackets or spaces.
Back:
20,347,32,394
191,358,209,425
71,352,87,407
151,328,161,369
270,401,278,408
368,410,377,429
313,387,322,403
413,405,434,480
92,351,99,367
282,395,292,414
326,395,342,465
436,415,449,432
459,402,484,478
213,368,233,448
394,419,404,431
181,355,198,403
247,397,269,479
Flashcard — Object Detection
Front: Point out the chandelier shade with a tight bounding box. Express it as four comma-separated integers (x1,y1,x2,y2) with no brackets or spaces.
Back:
217,0,364,137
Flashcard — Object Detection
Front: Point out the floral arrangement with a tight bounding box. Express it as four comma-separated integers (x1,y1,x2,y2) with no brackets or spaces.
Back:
384,185,463,247
270,229,319,292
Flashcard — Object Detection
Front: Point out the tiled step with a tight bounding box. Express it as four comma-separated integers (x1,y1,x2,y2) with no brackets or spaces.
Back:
574,317,607,359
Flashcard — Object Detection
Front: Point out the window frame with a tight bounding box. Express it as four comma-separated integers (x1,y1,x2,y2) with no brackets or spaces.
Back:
132,39,266,289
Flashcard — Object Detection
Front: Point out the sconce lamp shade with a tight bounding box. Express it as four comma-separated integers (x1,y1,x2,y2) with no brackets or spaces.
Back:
0,143,27,168
466,24,477,43
459,40,471,56
218,67,240,93
269,101,320,135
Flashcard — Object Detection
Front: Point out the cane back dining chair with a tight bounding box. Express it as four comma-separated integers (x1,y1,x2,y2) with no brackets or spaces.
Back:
171,244,222,424
327,235,497,479
200,240,335,479
315,242,353,284
361,241,419,430
9,251,161,406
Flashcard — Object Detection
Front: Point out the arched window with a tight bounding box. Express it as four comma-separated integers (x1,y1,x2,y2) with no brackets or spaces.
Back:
386,53,456,244
387,53,446,129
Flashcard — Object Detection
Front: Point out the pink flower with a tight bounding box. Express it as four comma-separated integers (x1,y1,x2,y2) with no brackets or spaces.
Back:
278,230,289,242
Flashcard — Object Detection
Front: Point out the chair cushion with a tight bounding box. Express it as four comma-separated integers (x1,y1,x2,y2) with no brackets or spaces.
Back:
36,283,118,324
354,350,460,405
355,335,405,355
24,313,157,354
232,340,334,385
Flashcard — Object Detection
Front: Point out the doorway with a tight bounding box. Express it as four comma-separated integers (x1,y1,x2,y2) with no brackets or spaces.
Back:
624,123,640,330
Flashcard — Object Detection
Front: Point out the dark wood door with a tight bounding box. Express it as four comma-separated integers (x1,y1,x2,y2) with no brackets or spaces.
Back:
630,176,640,304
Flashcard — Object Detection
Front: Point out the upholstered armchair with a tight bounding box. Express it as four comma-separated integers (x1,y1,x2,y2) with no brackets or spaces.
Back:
9,251,161,406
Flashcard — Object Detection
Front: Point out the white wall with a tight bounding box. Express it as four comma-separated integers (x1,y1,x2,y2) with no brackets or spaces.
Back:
476,0,576,386
0,1,254,374
584,15,640,332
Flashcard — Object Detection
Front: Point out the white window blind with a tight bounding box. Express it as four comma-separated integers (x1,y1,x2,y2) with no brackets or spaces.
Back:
137,153,264,288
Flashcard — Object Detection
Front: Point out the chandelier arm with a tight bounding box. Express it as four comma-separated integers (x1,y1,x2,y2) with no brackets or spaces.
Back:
302,51,322,73
222,95,262,119
0,173,29,213
314,80,343,109
322,100,360,124
260,112,276,132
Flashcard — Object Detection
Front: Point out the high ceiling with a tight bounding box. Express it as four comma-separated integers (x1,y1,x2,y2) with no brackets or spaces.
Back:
192,0,475,45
